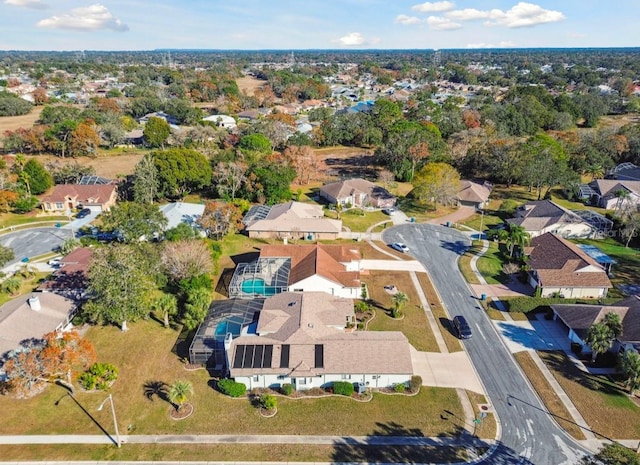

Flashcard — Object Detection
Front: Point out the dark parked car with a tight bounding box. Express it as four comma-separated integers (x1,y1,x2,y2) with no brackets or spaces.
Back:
76,208,92,219
452,315,472,339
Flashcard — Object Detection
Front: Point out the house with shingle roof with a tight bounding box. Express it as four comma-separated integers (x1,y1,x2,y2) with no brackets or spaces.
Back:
587,179,640,210
456,180,491,209
224,292,413,391
319,178,396,209
507,200,596,238
551,295,640,356
243,201,342,240
37,247,93,300
526,233,612,298
258,244,362,299
41,183,118,213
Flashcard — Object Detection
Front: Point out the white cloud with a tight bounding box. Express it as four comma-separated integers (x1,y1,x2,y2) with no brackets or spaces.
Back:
411,1,455,13
4,0,48,9
466,41,515,49
426,16,461,30
394,14,423,25
486,2,565,28
37,3,129,32
446,2,564,28
333,32,366,46
445,8,490,21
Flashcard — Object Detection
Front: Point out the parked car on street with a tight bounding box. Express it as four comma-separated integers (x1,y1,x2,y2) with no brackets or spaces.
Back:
453,315,472,339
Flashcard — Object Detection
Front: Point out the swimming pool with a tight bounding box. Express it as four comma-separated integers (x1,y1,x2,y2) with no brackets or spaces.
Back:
241,278,278,296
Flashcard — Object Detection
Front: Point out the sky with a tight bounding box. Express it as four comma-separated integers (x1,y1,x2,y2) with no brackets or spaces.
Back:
1,0,639,51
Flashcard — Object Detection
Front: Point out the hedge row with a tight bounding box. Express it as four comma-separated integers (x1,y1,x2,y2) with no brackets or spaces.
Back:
217,378,247,397
501,296,618,313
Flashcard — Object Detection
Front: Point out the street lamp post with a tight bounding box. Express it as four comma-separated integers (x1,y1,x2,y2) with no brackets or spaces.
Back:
97,393,121,448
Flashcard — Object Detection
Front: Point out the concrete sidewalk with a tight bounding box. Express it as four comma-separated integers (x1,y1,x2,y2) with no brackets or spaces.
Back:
0,433,494,447
359,259,426,272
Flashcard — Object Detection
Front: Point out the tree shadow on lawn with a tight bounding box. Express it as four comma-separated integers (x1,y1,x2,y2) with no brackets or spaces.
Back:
539,350,629,397
171,326,196,361
331,422,503,464
143,380,170,403
215,267,235,297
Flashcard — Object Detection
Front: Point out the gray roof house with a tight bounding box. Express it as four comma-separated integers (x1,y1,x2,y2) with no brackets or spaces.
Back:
551,295,640,355
243,201,342,240
456,180,491,209
222,292,414,391
319,178,396,209
507,200,596,238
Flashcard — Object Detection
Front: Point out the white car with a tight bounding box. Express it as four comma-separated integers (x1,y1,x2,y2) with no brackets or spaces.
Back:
383,207,396,215
391,242,409,253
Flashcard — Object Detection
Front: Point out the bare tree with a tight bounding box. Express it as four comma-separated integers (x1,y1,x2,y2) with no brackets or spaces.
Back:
161,240,214,283
215,161,247,200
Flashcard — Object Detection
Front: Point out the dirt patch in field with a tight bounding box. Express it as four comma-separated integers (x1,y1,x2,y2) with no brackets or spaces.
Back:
236,76,268,96
38,152,144,178
312,146,377,181
0,107,44,136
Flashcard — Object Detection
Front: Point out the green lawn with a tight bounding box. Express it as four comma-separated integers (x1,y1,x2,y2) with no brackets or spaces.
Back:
571,237,640,289
0,213,69,230
539,351,640,440
475,242,508,285
336,209,389,232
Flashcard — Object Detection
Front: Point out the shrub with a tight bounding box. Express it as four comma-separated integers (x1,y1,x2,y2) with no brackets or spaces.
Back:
217,378,246,397
393,383,406,393
498,199,520,214
281,383,294,395
409,375,422,393
503,296,618,314
79,362,118,391
261,394,277,410
332,381,354,396
354,300,370,313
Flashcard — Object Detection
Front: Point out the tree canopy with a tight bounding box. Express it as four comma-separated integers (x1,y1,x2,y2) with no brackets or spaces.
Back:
152,148,212,200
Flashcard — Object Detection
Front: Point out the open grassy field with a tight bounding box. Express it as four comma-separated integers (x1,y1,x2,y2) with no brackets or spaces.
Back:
415,273,462,353
364,270,439,352
235,76,268,96
514,352,586,440
0,106,43,135
0,211,68,229
37,150,146,179
539,350,640,440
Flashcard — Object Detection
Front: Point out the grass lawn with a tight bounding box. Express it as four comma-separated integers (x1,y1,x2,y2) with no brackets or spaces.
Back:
466,391,497,440
0,320,465,444
364,270,439,352
337,209,389,232
415,273,462,353
513,352,586,440
571,237,640,289
396,199,456,223
0,272,50,307
0,443,473,463
0,212,69,230
475,242,508,285
538,351,640,440
458,241,483,285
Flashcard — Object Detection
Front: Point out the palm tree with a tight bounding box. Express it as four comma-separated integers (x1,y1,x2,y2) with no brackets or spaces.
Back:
584,322,614,363
619,350,640,395
153,293,178,328
2,276,22,295
614,188,630,217
168,380,193,411
499,225,531,258
391,291,409,318
603,312,623,340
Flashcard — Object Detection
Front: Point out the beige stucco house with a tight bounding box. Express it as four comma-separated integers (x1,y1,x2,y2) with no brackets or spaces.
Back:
41,184,118,213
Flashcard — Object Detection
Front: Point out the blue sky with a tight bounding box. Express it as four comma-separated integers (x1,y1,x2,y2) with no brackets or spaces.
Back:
1,0,639,51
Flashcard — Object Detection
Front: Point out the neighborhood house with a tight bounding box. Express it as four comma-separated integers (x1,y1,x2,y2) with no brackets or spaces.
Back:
525,232,612,298
41,183,118,213
507,200,596,239
319,178,396,209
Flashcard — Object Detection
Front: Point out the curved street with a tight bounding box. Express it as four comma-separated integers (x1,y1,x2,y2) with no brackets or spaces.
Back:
0,227,73,266
383,223,589,464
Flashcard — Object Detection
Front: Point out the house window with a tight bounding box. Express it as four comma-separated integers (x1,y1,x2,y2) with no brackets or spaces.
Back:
341,374,351,380
253,375,259,382
372,375,379,380
55,202,64,209
298,378,307,385
293,288,303,292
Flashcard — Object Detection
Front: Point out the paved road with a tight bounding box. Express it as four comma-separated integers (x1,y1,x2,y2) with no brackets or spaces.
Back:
0,227,73,266
383,224,589,465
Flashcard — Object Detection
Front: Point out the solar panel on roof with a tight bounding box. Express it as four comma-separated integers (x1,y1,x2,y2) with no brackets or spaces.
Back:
233,345,245,368
263,345,273,368
280,344,290,368
243,345,256,368
254,345,264,368
314,344,324,368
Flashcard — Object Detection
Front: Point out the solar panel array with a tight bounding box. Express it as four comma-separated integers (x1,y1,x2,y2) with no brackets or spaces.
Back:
233,344,273,369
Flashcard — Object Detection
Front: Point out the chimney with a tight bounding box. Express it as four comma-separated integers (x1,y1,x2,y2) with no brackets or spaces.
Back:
28,295,41,311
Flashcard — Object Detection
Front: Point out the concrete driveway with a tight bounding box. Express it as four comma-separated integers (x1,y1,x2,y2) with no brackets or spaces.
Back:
410,347,484,394
493,315,572,354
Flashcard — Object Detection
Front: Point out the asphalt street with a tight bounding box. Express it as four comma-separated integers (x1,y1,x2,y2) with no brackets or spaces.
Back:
383,223,589,465
0,227,73,266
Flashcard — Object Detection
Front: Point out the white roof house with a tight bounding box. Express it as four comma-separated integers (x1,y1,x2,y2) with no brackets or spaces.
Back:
160,202,205,230
202,114,237,129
